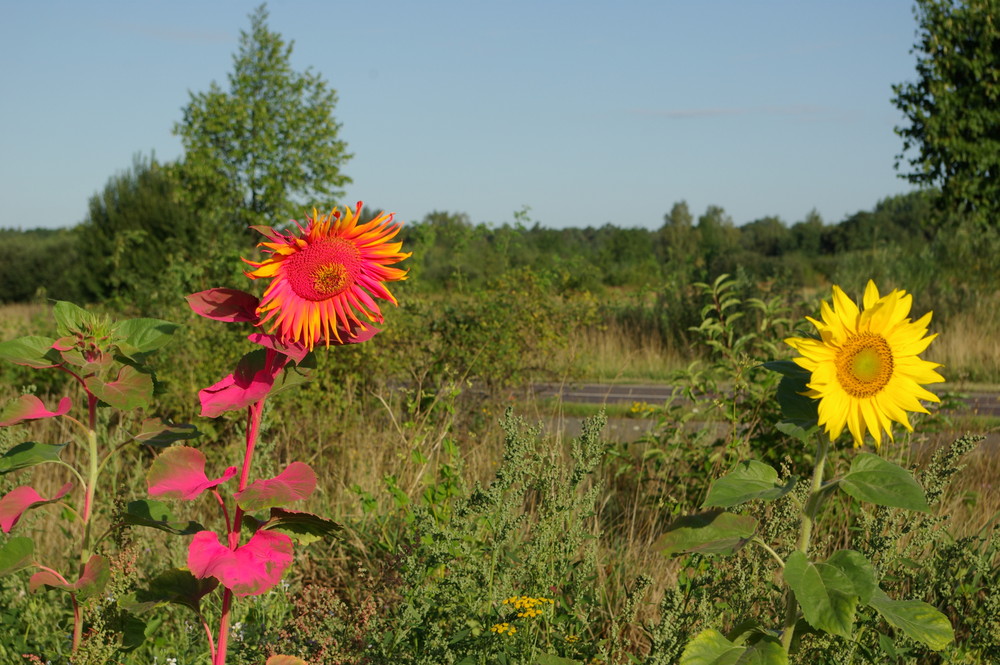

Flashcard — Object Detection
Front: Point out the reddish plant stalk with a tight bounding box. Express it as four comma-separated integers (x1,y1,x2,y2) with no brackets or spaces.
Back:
213,397,265,665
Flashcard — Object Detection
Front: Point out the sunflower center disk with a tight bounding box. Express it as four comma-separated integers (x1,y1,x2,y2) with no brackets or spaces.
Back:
285,238,362,301
835,333,894,398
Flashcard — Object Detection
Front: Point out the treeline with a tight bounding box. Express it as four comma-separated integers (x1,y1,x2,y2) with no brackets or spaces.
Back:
0,153,951,307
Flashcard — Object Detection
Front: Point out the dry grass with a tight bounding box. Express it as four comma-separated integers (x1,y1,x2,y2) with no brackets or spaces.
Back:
558,320,687,383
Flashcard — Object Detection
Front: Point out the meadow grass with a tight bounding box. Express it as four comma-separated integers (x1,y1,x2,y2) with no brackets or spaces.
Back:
0,293,998,663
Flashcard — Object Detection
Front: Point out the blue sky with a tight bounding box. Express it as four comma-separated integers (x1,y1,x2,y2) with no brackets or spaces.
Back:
0,0,921,231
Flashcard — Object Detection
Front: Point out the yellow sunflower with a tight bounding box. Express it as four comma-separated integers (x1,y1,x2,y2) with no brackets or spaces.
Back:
243,202,409,350
785,280,944,448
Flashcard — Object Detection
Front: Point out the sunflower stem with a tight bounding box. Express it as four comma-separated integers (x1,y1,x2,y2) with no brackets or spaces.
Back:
780,434,829,654
213,398,265,665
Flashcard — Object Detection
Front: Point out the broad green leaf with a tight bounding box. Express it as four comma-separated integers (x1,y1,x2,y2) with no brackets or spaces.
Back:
765,358,819,425
0,441,67,474
775,421,821,445
114,318,180,359
260,507,343,546
703,460,797,508
655,509,758,557
120,611,148,652
132,418,200,448
0,536,34,576
85,365,154,411
124,499,205,535
271,351,317,395
120,568,218,614
840,453,929,512
867,589,954,650
535,654,583,665
737,639,788,665
52,301,92,335
0,336,60,368
784,551,857,639
825,550,877,604
680,629,744,665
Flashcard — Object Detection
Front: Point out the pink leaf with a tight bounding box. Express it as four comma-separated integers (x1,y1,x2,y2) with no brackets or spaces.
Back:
147,446,237,501
29,554,110,601
0,395,72,427
234,462,317,512
186,288,260,323
188,530,294,597
198,350,288,418
248,333,310,363
0,482,72,532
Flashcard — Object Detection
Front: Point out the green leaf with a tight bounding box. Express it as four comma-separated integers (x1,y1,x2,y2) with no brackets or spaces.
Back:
680,629,744,665
271,351,317,395
825,550,877,604
775,421,820,445
840,453,930,512
535,654,583,665
867,589,954,650
0,441,67,474
85,365,154,411
123,499,205,535
119,611,148,652
120,568,218,615
260,507,342,546
784,551,857,639
0,536,34,576
655,509,758,557
0,336,60,368
775,372,819,426
703,460,797,508
52,301,92,335
114,318,180,360
132,418,200,448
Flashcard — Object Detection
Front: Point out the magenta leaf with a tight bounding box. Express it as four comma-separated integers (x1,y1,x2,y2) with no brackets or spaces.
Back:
186,288,260,323
29,554,110,601
248,333,310,363
235,462,317,512
199,349,288,418
0,336,61,369
188,530,294,597
85,365,154,411
0,482,73,533
132,418,200,448
0,395,72,427
147,446,237,501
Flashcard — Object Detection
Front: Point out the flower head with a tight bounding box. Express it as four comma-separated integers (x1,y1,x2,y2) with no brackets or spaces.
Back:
243,202,409,350
785,280,944,448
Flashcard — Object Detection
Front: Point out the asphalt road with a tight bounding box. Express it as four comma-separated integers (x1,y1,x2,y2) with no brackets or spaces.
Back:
527,383,1000,417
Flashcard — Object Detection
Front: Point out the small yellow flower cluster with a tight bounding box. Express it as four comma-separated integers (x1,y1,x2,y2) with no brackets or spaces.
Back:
502,595,554,618
565,634,579,643
490,622,516,635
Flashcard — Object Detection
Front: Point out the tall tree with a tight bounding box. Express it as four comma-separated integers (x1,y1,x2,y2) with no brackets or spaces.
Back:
175,4,351,233
892,0,1000,226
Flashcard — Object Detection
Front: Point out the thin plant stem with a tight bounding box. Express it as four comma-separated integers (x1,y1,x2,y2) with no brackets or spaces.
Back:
780,435,830,654
213,397,266,665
